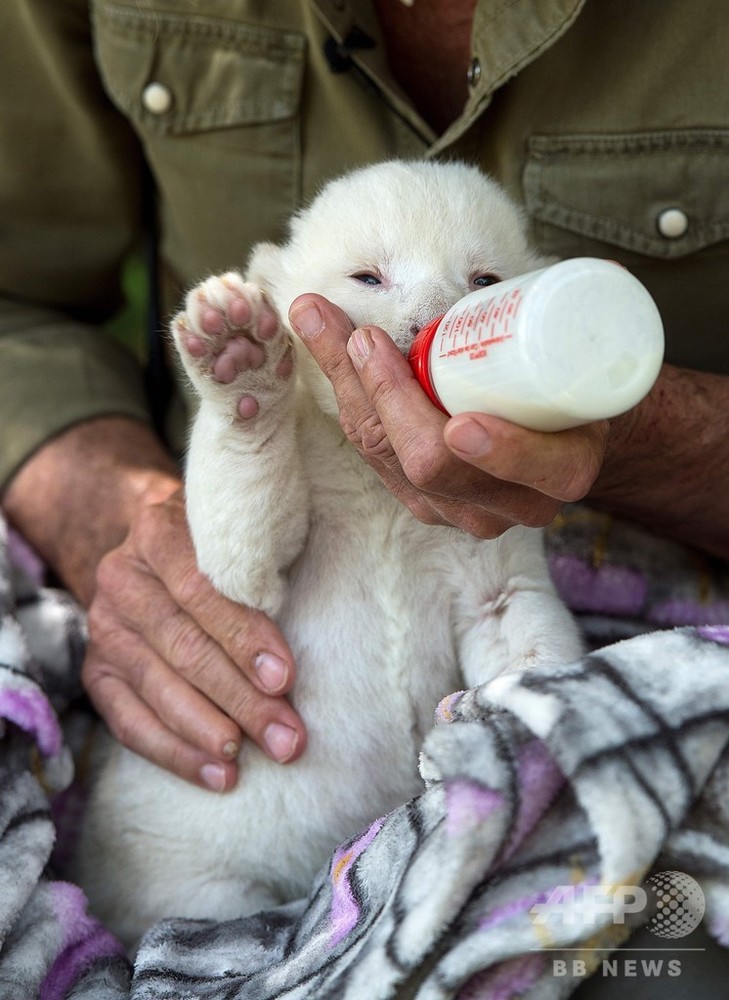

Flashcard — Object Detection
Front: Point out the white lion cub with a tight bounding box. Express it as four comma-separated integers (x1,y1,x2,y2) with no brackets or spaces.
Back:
78,161,582,947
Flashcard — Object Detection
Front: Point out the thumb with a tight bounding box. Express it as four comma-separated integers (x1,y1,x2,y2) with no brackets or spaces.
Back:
444,412,607,501
289,293,355,358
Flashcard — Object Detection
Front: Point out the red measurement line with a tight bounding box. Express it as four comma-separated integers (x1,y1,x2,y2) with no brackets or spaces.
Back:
442,334,513,359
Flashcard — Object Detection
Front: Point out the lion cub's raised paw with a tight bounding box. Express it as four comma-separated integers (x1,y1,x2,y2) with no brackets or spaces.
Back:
172,271,294,419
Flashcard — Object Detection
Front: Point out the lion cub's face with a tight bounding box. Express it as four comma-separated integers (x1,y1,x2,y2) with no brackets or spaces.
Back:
249,160,545,415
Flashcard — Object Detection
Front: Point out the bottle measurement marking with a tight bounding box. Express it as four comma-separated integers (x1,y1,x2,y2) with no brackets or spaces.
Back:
438,288,522,362
440,333,513,361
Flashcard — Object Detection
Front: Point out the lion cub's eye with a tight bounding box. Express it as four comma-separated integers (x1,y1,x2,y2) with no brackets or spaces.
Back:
473,274,501,288
351,272,382,286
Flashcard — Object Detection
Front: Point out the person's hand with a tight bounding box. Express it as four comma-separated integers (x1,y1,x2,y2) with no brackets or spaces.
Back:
83,484,305,791
289,294,608,537
3,413,305,794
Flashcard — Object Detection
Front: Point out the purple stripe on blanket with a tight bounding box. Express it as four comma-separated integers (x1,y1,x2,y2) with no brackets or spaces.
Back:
329,817,384,947
7,526,46,586
477,876,599,938
699,625,729,646
0,688,61,756
549,554,647,616
436,690,466,724
456,953,544,999
478,887,559,933
650,599,729,627
504,740,565,858
39,882,126,1000
445,779,503,837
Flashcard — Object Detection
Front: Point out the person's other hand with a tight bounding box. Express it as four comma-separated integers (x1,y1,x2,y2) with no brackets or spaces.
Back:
289,293,608,537
83,486,305,791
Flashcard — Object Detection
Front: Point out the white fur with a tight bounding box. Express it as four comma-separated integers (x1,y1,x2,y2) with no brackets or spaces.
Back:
77,161,582,948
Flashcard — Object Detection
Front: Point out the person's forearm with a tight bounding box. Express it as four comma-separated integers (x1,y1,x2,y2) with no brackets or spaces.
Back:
2,417,181,605
589,363,729,560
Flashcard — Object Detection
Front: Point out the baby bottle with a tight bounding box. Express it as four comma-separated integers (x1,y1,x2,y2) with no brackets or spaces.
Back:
408,257,665,432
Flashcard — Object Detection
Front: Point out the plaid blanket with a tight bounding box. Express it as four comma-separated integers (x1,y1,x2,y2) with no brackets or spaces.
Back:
2,507,729,1000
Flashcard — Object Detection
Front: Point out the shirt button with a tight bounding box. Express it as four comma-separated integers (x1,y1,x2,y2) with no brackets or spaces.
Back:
656,207,689,239
142,82,173,115
466,57,481,87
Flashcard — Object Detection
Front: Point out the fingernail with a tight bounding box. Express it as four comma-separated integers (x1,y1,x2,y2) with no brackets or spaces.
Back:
289,301,324,338
222,740,239,760
446,418,492,456
254,652,289,693
347,328,372,370
200,762,228,792
264,722,299,762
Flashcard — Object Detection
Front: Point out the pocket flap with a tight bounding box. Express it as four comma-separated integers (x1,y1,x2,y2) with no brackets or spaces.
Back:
524,130,729,259
93,2,305,135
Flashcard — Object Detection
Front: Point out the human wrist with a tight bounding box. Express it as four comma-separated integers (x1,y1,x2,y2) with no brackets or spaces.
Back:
586,364,729,558
2,416,181,603
589,363,691,507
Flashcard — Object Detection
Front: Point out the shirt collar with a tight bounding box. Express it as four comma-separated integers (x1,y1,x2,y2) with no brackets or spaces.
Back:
310,0,586,153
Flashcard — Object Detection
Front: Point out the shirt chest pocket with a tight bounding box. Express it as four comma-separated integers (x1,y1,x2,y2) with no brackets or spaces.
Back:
91,1,306,281
523,130,729,371
524,130,729,259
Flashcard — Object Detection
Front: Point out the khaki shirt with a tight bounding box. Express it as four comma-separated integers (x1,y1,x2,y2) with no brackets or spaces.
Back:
1,0,727,488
